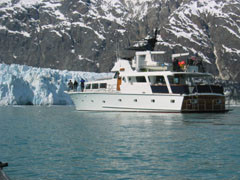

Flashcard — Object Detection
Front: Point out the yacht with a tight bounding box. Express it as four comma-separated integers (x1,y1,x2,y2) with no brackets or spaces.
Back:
66,50,227,113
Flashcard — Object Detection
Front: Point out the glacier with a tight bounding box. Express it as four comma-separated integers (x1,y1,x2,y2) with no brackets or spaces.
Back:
0,63,112,105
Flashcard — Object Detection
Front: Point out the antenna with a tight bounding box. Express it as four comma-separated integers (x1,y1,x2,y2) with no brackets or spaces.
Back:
115,39,120,60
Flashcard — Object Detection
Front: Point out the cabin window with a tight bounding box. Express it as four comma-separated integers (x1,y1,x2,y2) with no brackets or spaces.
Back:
149,76,166,85
168,74,212,86
150,76,168,93
92,83,98,89
86,84,91,89
151,86,169,93
174,77,179,84
136,76,146,82
191,76,213,85
100,83,107,89
114,71,119,79
122,77,126,83
168,75,189,94
128,76,146,83
139,55,146,62
168,75,182,84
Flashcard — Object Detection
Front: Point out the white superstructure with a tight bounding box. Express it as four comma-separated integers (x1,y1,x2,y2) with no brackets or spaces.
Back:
66,51,227,113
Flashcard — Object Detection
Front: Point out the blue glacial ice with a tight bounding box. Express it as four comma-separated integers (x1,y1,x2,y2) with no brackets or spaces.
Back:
0,63,112,105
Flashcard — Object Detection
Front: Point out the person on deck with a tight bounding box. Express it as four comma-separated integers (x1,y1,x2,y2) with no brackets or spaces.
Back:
68,80,73,91
196,59,205,72
178,60,186,71
73,80,78,91
80,79,85,92
173,58,180,72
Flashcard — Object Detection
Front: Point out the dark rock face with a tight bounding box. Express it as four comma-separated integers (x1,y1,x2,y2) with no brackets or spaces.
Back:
0,0,240,82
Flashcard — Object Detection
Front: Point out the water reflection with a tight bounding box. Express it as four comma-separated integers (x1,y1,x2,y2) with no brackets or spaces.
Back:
75,109,239,125
78,111,185,124
182,109,240,126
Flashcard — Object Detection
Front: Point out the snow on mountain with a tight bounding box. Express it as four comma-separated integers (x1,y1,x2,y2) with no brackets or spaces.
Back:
166,0,240,42
0,0,39,8
124,0,154,19
0,63,112,105
0,0,153,40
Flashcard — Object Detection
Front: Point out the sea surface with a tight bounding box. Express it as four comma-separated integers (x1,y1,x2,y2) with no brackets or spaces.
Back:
1,106,240,180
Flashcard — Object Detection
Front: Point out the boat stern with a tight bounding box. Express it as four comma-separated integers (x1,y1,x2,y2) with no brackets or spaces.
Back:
181,95,227,113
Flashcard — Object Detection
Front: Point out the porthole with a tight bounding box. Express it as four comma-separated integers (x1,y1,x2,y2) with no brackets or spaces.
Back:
118,99,122,102
151,99,155,103
170,99,175,103
134,99,137,102
102,100,106,103
91,100,94,103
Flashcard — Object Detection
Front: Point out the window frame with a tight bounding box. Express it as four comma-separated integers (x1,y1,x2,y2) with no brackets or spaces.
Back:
92,83,99,89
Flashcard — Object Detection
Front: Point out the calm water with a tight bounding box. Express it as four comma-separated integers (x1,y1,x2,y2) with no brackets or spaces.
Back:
1,106,240,180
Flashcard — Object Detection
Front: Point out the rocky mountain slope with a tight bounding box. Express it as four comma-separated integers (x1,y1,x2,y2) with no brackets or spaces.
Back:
0,0,240,82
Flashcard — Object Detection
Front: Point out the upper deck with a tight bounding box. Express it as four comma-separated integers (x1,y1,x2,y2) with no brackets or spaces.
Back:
83,50,223,96
80,50,223,96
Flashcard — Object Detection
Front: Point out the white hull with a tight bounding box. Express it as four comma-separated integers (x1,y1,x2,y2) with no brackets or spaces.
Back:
68,92,184,112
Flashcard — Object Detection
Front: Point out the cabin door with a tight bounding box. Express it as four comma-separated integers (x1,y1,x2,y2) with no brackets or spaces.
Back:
117,77,122,91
